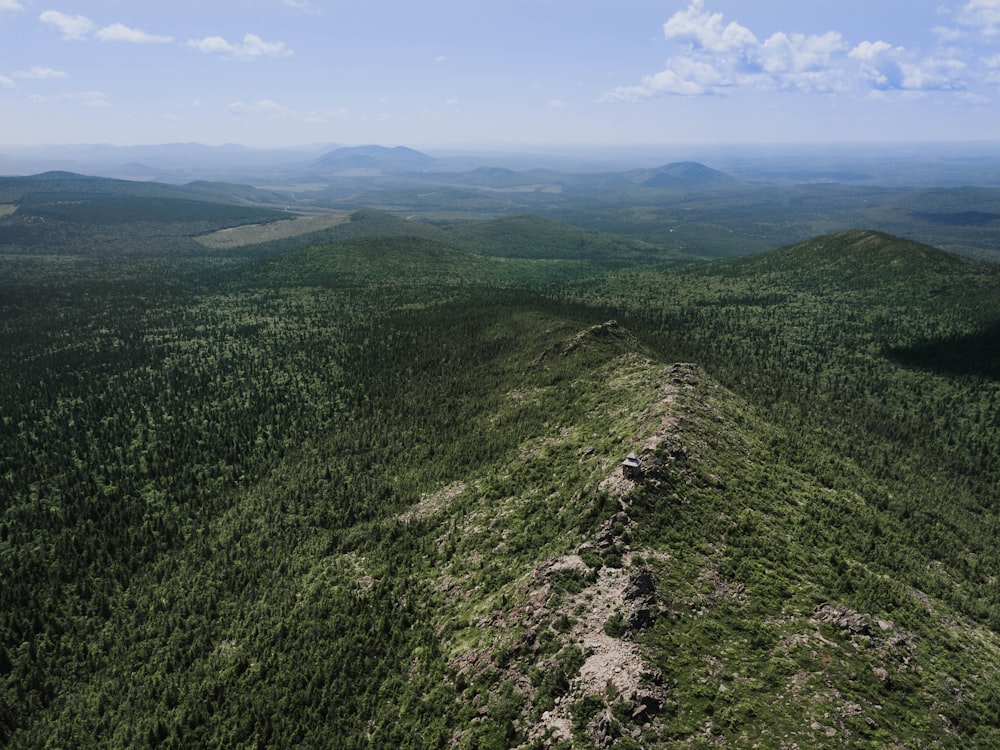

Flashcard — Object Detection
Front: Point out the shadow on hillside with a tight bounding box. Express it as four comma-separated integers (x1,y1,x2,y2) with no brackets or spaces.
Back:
886,322,1000,379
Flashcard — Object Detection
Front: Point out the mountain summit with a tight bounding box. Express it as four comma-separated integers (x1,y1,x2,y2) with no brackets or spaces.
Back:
312,144,435,172
632,161,738,189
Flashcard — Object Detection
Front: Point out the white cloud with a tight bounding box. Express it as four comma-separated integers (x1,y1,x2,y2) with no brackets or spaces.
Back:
984,53,1000,83
849,41,967,92
604,2,971,102
955,0,1000,36
186,33,292,61
1,75,15,89
932,25,965,42
849,40,895,61
957,90,991,103
900,56,966,90
603,60,722,100
39,11,171,44
40,10,95,40
1,0,24,12
64,90,107,106
96,23,173,44
185,36,235,56
848,41,906,89
229,99,293,117
760,31,848,73
13,66,69,79
283,0,316,11
239,34,293,59
662,0,757,54
30,90,107,106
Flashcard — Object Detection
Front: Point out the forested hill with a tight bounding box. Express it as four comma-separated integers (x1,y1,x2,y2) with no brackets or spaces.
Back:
198,208,696,269
0,172,293,257
2,225,1000,747
0,171,291,207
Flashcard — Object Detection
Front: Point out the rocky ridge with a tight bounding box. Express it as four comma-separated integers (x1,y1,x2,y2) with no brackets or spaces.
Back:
415,345,1000,748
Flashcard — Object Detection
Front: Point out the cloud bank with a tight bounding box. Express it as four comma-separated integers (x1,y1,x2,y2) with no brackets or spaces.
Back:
603,0,971,102
954,0,1000,36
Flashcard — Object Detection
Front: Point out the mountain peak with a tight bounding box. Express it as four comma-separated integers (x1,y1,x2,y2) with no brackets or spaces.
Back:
312,144,434,172
633,161,738,189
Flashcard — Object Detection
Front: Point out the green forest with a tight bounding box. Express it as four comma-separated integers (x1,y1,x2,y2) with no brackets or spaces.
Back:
3,184,1000,748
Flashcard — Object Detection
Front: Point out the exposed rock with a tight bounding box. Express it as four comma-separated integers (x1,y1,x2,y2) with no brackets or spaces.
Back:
623,568,656,602
595,512,633,549
814,603,873,638
595,530,616,549
691,568,747,612
610,511,632,527
620,567,660,633
631,693,662,722
400,481,466,523
588,709,617,750
627,607,656,631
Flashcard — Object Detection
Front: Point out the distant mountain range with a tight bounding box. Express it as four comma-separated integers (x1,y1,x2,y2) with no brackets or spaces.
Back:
5,140,1000,188
0,142,742,193
307,147,738,189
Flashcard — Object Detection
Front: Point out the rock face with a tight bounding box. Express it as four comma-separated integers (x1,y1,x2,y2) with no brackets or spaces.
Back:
623,567,659,631
623,568,655,602
814,603,874,637
588,708,619,749
594,511,632,549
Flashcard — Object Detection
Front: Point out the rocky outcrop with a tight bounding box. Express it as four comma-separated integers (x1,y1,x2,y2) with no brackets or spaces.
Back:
812,603,917,671
623,567,658,632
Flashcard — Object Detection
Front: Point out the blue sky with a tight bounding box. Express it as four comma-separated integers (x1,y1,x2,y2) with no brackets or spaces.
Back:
2,0,1000,148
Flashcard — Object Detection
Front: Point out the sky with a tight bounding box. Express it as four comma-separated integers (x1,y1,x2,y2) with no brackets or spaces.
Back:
2,0,1000,148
